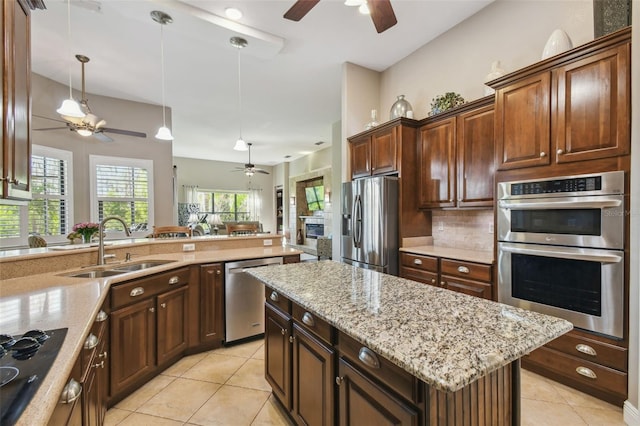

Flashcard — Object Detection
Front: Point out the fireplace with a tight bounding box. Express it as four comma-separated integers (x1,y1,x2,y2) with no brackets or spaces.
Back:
305,223,324,239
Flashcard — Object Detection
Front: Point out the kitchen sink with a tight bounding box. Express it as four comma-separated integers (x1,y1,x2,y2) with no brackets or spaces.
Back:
111,260,176,272
61,260,176,278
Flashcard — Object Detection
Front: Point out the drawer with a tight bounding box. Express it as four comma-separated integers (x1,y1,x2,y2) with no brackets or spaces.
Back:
81,305,109,376
111,268,189,309
545,331,628,372
399,267,438,287
401,253,438,272
265,287,291,315
292,303,333,345
441,259,491,282
524,346,627,398
338,331,422,404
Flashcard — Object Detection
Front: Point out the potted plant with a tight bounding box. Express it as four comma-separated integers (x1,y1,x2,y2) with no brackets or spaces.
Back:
429,92,465,116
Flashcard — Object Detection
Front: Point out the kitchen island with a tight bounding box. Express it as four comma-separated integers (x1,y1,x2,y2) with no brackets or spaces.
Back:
249,260,573,425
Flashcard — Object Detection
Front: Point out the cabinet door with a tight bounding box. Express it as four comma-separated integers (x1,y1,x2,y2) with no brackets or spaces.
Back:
350,136,371,179
84,324,108,426
292,324,335,426
265,303,293,410
337,358,419,426
554,44,630,163
418,117,456,208
200,264,224,345
110,298,156,397
441,275,493,300
495,72,551,170
371,127,397,175
1,0,31,199
457,104,495,207
157,286,189,365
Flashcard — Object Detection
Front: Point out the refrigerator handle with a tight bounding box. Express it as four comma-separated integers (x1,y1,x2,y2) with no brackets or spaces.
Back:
353,194,362,248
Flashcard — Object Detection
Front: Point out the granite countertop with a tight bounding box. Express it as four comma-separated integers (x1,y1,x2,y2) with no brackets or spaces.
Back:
0,244,301,426
400,245,494,264
248,260,572,393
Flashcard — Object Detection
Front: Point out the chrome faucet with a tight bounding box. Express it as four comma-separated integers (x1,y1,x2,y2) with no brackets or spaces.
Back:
97,216,131,265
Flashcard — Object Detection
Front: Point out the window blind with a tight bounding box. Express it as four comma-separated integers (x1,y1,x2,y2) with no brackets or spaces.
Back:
29,154,69,236
96,164,149,230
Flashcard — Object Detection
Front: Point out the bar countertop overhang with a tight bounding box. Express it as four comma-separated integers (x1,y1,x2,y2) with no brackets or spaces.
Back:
248,260,573,393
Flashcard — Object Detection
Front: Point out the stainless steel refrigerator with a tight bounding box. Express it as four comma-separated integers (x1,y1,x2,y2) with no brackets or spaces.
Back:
341,176,399,275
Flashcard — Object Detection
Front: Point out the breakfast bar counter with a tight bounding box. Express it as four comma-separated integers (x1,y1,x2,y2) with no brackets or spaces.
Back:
249,260,573,424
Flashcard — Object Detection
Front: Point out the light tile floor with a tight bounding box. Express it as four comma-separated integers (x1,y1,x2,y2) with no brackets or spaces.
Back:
105,339,626,426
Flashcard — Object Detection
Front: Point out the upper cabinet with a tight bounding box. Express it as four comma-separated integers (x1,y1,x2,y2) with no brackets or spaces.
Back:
418,97,495,209
491,27,630,172
349,124,398,179
1,0,32,200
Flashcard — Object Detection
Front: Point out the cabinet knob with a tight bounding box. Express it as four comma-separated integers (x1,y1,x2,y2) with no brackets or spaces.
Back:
281,328,286,335
539,151,546,157
161,303,166,309
557,149,564,155
576,366,597,380
149,307,155,313
216,270,221,275
431,278,436,284
440,281,446,287
575,344,597,357
289,336,295,343
335,376,344,386
98,351,108,359
270,291,280,302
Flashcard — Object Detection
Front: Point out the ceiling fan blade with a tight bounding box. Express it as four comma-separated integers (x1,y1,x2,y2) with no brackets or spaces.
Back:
369,0,397,33
284,0,320,21
93,132,114,142
255,169,270,175
102,127,147,138
33,126,69,131
33,114,68,124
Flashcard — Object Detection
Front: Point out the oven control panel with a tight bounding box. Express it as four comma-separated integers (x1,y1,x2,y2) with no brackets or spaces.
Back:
510,176,602,195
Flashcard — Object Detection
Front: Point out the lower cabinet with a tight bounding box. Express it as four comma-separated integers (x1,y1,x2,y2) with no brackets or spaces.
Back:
265,302,292,409
199,263,224,346
109,268,190,402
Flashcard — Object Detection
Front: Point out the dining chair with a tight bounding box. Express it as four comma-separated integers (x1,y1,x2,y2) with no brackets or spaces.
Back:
152,226,192,238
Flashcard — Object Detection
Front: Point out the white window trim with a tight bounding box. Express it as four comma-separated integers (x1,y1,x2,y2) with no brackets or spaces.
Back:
32,145,75,245
89,155,154,238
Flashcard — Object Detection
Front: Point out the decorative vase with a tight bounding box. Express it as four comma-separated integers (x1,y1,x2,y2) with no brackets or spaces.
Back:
82,233,92,244
365,109,380,130
484,61,506,96
541,29,573,59
389,95,413,120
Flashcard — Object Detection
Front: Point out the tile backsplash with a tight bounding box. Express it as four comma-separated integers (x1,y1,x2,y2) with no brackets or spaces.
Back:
431,210,494,252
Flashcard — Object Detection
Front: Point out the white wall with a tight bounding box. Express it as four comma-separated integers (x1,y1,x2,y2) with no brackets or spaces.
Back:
32,74,175,228
172,156,275,233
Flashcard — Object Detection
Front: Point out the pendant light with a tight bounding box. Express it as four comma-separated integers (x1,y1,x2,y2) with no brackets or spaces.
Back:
231,37,249,151
151,11,174,141
56,0,85,118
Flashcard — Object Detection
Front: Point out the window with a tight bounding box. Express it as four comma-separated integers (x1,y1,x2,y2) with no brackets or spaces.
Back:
90,155,153,236
0,145,73,248
195,190,250,222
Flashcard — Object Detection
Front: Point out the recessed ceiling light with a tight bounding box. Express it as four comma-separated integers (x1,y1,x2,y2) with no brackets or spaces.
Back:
284,155,292,159
315,141,325,146
225,7,243,20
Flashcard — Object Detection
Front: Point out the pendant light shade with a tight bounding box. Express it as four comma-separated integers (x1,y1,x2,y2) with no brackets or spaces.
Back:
57,0,86,119
152,11,174,141
231,37,248,150
234,138,248,151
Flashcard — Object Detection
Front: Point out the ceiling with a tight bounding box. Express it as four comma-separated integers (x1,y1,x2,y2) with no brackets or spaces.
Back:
30,0,493,166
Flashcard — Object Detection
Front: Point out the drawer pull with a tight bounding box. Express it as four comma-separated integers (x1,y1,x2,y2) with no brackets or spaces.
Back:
270,291,279,302
130,287,144,297
302,312,315,327
84,333,98,350
98,351,108,359
60,379,82,404
576,366,597,379
413,259,423,265
358,347,380,369
457,266,470,274
168,276,180,285
95,310,108,322
575,344,597,357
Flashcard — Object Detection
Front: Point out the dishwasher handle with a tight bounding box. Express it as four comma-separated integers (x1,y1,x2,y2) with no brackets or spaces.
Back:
227,261,283,275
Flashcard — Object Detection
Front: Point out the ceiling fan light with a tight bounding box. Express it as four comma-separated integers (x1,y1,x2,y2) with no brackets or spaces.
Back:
245,170,254,177
225,7,243,20
76,128,93,137
234,138,248,151
358,2,370,15
56,99,86,118
155,126,174,141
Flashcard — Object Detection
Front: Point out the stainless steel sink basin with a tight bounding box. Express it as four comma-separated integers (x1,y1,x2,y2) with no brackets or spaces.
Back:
111,260,176,272
64,269,128,279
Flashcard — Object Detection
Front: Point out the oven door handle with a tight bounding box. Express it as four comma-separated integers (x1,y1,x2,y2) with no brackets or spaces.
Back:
499,244,623,263
498,199,622,210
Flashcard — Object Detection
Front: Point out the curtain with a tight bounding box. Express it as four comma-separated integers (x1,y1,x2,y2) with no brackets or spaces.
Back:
248,188,262,222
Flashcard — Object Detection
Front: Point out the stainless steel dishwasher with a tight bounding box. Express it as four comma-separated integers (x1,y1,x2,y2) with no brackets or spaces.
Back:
225,256,283,343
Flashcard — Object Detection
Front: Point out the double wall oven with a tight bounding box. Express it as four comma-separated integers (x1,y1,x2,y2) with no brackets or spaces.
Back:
497,171,625,339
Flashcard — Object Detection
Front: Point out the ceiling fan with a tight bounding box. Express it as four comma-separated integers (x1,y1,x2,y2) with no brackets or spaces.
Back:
284,0,397,33
34,54,147,142
233,143,270,176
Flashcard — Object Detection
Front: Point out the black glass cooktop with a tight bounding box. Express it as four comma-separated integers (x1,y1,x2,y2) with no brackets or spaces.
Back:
0,328,68,426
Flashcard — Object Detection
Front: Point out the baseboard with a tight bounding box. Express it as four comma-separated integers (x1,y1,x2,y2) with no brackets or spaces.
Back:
624,400,640,425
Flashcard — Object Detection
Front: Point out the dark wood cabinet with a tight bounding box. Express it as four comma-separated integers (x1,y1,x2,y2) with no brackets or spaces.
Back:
1,0,31,200
491,27,630,173
292,323,335,426
157,286,189,366
349,121,404,179
349,136,371,179
265,302,293,410
337,358,419,426
418,97,494,209
275,187,284,234
48,355,83,426
199,263,224,346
